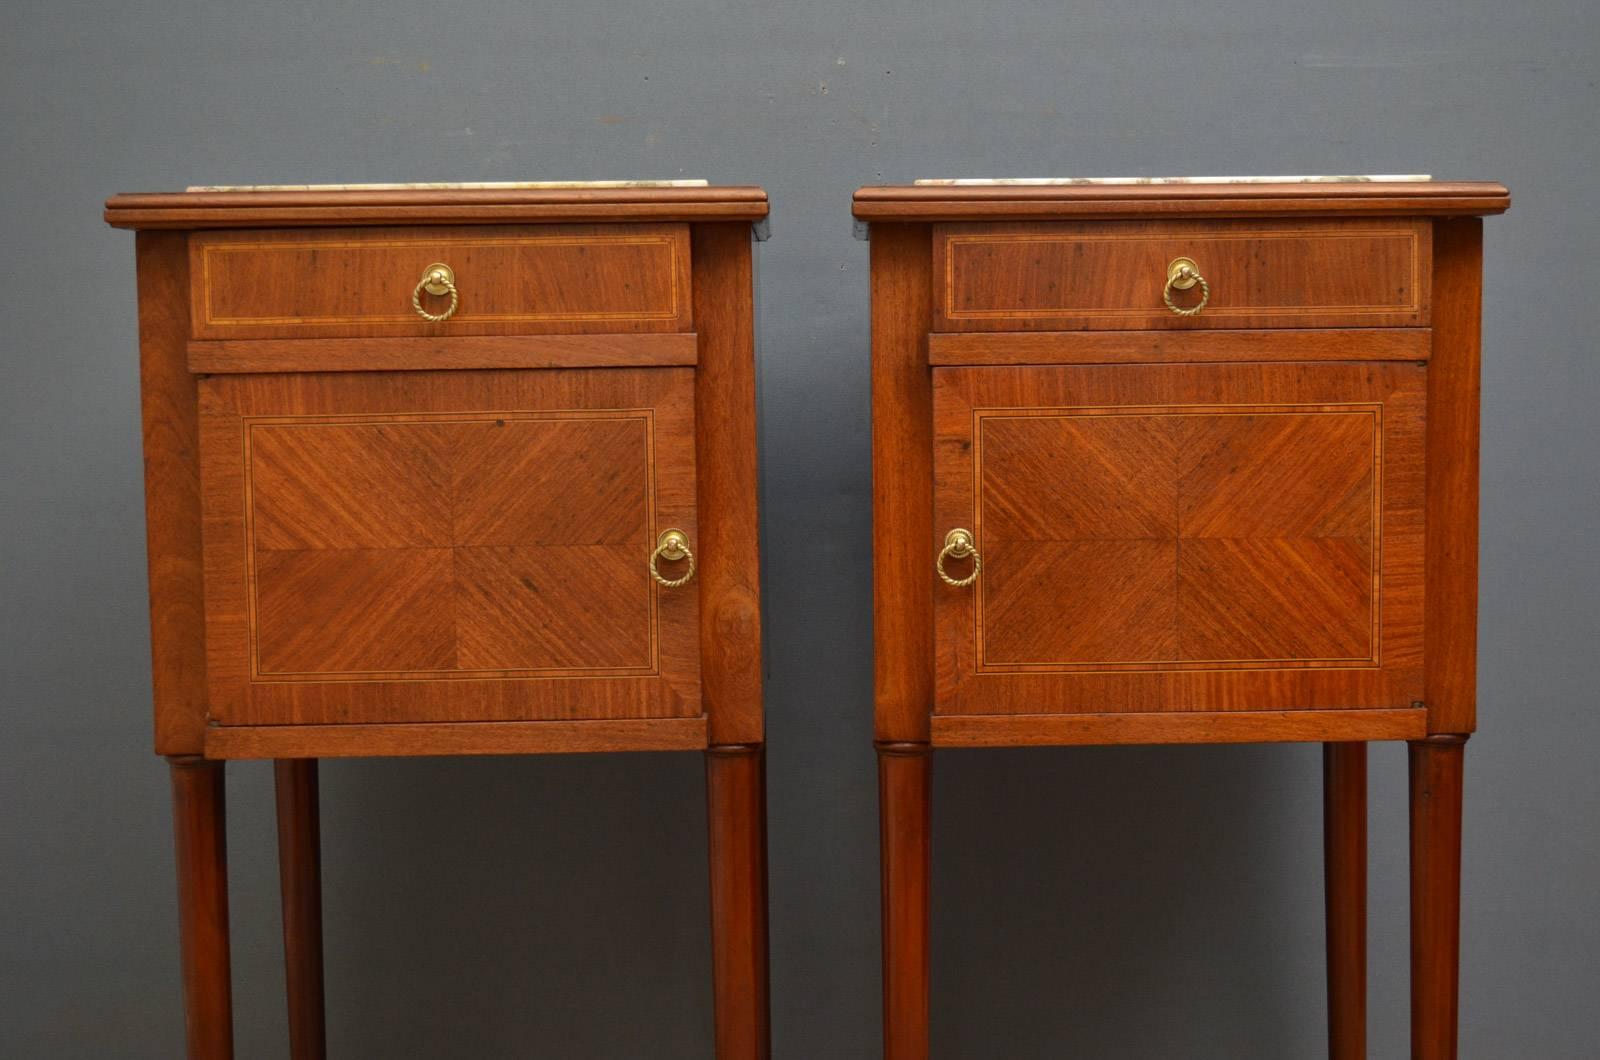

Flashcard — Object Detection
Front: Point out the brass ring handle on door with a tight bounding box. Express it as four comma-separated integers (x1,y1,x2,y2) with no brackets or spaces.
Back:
936,528,981,588
649,528,696,588
411,262,459,322
1163,257,1209,317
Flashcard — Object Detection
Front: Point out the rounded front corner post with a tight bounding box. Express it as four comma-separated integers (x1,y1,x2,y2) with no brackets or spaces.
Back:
275,759,326,1059
878,742,932,1059
1409,734,1468,1059
168,756,234,1059
1324,742,1368,1059
705,744,771,1057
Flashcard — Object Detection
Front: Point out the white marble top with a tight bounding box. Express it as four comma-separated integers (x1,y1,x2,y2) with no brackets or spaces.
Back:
913,175,1432,186
184,180,710,192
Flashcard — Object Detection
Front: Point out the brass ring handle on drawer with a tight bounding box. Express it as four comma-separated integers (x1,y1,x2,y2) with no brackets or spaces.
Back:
936,528,981,588
649,529,696,588
1163,257,1210,317
411,262,459,322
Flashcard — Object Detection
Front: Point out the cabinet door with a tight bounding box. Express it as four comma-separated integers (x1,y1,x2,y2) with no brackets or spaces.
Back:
932,361,1425,716
199,366,699,726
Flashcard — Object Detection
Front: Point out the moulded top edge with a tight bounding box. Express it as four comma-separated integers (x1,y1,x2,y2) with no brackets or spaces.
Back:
183,180,712,191
104,184,769,229
913,175,1434,186
852,180,1510,221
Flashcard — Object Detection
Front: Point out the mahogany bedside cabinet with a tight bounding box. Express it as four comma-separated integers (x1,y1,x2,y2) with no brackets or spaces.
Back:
105,182,771,1059
854,177,1510,1059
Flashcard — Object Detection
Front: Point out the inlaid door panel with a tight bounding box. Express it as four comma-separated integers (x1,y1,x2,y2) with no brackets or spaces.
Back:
933,361,1425,715
199,366,699,726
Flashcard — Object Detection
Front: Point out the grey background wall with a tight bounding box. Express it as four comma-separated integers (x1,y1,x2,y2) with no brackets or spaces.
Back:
2,1,1596,1056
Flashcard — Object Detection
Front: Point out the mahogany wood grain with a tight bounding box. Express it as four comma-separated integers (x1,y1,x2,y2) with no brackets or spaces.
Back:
116,188,768,1058
931,708,1425,747
878,744,931,1060
189,225,692,339
204,717,709,758
188,333,698,374
197,368,700,726
934,219,1430,331
927,328,1431,366
1424,220,1484,735
169,757,233,1059
274,760,326,1060
853,181,1510,222
871,225,937,743
106,185,770,229
865,188,1505,1059
1410,734,1467,1059
1324,743,1368,1060
705,746,771,1057
138,233,208,755
693,225,765,746
932,362,1426,716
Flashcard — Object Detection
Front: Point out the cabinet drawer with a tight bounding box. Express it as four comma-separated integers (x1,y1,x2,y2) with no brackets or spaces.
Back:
934,219,1430,331
198,367,701,726
190,224,692,339
931,362,1426,716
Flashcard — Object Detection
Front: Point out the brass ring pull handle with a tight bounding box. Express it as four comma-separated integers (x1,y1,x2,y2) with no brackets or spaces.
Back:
411,262,459,322
649,528,696,588
936,528,981,588
1163,257,1209,317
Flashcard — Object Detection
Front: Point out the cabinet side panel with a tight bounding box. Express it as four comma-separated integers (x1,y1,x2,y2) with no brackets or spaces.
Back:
871,225,935,742
693,224,765,745
137,231,208,754
1425,219,1484,734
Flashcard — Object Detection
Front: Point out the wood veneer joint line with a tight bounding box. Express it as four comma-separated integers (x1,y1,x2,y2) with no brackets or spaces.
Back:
929,708,1428,747
187,334,701,374
931,354,1433,368
203,718,711,759
926,329,1435,367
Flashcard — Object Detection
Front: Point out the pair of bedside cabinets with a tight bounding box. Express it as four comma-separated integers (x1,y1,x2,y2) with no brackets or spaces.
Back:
106,178,1510,1059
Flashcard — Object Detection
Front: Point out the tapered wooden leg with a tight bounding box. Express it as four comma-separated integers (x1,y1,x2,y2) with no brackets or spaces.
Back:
1324,742,1368,1059
879,743,931,1060
275,759,326,1059
168,757,233,1059
705,745,770,1058
1409,734,1467,1059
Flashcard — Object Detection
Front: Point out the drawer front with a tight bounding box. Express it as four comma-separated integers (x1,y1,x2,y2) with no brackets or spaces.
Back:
934,219,1430,331
190,224,692,339
932,361,1425,716
198,367,700,726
